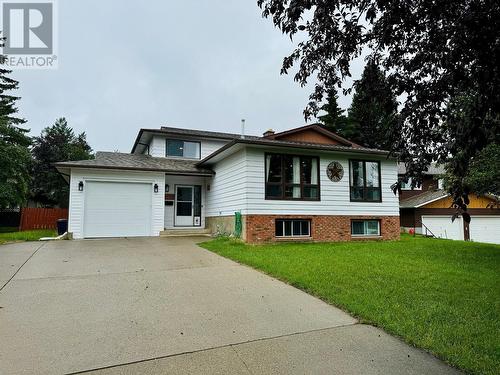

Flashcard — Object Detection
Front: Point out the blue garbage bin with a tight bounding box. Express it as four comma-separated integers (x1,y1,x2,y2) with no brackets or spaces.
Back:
56,219,68,235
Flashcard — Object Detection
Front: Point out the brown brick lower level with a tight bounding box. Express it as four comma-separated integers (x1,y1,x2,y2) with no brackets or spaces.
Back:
207,215,400,243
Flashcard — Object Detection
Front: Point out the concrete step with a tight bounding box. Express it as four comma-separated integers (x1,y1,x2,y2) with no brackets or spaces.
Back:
160,228,212,237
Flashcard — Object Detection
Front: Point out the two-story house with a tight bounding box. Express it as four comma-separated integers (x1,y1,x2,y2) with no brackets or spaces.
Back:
55,124,401,242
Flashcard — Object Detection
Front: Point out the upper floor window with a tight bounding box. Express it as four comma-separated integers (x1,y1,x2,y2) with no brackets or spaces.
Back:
350,160,381,202
166,139,200,159
400,177,422,191
265,153,320,200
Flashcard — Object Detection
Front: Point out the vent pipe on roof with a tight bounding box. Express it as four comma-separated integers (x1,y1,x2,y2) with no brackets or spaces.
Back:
241,119,245,139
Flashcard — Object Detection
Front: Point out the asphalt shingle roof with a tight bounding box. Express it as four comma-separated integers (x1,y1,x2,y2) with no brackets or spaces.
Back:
54,152,214,176
399,190,449,208
398,163,445,175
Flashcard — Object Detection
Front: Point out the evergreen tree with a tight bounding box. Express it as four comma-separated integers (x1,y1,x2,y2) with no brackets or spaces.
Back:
318,89,359,141
31,118,93,207
318,89,344,130
347,60,398,149
0,35,31,208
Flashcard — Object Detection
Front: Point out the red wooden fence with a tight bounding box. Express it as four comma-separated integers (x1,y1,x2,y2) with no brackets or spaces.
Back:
19,208,68,231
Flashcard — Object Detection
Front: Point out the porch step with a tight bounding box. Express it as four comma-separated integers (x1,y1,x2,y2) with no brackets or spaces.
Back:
160,228,212,237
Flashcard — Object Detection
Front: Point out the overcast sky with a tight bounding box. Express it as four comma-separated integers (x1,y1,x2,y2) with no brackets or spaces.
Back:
13,0,366,152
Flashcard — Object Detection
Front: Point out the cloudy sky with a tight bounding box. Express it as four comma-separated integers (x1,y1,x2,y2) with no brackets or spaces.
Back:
13,0,365,152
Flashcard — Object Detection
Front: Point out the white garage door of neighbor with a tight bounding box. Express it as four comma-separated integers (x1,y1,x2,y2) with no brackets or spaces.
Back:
84,181,152,238
421,216,464,241
469,216,500,245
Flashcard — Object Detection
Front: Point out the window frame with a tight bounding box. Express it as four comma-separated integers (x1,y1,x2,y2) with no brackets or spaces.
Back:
350,220,381,237
275,219,312,238
399,177,422,191
348,159,382,202
165,139,201,159
265,152,321,201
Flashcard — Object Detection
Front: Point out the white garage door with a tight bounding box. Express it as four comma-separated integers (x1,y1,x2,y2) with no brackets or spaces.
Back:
469,216,500,245
421,216,464,240
84,181,152,238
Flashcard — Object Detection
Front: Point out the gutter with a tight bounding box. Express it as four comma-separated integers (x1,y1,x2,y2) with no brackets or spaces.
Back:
53,163,214,177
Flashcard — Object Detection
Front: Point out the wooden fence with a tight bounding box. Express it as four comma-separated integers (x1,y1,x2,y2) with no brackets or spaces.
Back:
19,208,68,231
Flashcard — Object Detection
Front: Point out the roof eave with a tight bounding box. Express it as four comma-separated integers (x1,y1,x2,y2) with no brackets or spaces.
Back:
197,139,392,166
53,163,214,177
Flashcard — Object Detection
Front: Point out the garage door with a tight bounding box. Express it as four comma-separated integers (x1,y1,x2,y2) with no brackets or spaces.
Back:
84,181,152,238
421,216,464,240
469,216,500,245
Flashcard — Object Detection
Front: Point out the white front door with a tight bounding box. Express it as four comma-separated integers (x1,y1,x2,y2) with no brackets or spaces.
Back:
175,185,194,226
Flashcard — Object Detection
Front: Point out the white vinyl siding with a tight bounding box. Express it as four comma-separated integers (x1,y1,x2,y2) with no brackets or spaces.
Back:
205,149,247,217
68,169,164,239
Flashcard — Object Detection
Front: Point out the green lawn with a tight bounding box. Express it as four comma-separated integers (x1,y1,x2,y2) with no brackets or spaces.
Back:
200,235,500,375
0,229,57,245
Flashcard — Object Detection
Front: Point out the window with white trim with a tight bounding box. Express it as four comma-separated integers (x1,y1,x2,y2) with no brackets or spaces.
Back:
275,219,311,237
351,220,381,236
166,139,201,159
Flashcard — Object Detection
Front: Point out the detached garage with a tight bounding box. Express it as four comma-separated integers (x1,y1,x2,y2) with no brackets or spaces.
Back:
401,190,500,244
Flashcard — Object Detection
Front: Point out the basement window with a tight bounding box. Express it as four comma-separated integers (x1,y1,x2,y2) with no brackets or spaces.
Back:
275,219,311,238
351,220,381,236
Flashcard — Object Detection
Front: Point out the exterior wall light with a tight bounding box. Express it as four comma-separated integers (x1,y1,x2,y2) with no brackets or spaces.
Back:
165,184,169,192
78,181,84,191
154,183,159,193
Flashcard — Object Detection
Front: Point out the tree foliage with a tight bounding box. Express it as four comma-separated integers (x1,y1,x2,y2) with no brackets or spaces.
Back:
317,89,357,139
347,60,398,150
31,118,93,207
0,35,31,208
257,0,500,212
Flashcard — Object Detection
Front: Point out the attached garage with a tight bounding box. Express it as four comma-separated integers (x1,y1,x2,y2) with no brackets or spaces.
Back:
421,215,464,241
469,216,500,245
83,181,153,238
422,215,500,244
54,163,166,239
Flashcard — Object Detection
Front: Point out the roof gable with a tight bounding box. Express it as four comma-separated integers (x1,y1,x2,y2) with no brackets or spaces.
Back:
265,124,359,147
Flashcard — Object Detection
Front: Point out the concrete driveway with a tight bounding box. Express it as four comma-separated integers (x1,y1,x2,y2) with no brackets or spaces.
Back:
0,237,458,375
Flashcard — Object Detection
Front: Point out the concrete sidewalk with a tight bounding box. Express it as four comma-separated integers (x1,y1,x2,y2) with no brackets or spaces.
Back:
0,237,459,375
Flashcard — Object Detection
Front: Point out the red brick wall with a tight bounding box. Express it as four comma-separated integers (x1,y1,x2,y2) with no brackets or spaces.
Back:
244,215,400,243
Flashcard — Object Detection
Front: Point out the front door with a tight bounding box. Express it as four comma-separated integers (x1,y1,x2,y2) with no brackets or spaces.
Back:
175,185,202,227
175,186,193,226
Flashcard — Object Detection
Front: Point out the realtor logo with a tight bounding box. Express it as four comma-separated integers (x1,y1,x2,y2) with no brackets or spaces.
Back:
1,0,57,69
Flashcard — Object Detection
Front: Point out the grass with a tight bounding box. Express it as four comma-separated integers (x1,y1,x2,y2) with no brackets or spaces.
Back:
200,235,500,375
0,229,57,245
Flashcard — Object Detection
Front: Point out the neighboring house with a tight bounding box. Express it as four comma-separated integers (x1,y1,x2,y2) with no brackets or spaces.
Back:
398,164,500,244
55,124,400,243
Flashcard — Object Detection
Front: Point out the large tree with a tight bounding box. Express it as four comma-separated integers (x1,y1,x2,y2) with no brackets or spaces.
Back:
318,89,359,142
347,59,398,150
31,118,93,207
0,35,31,208
257,0,500,214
